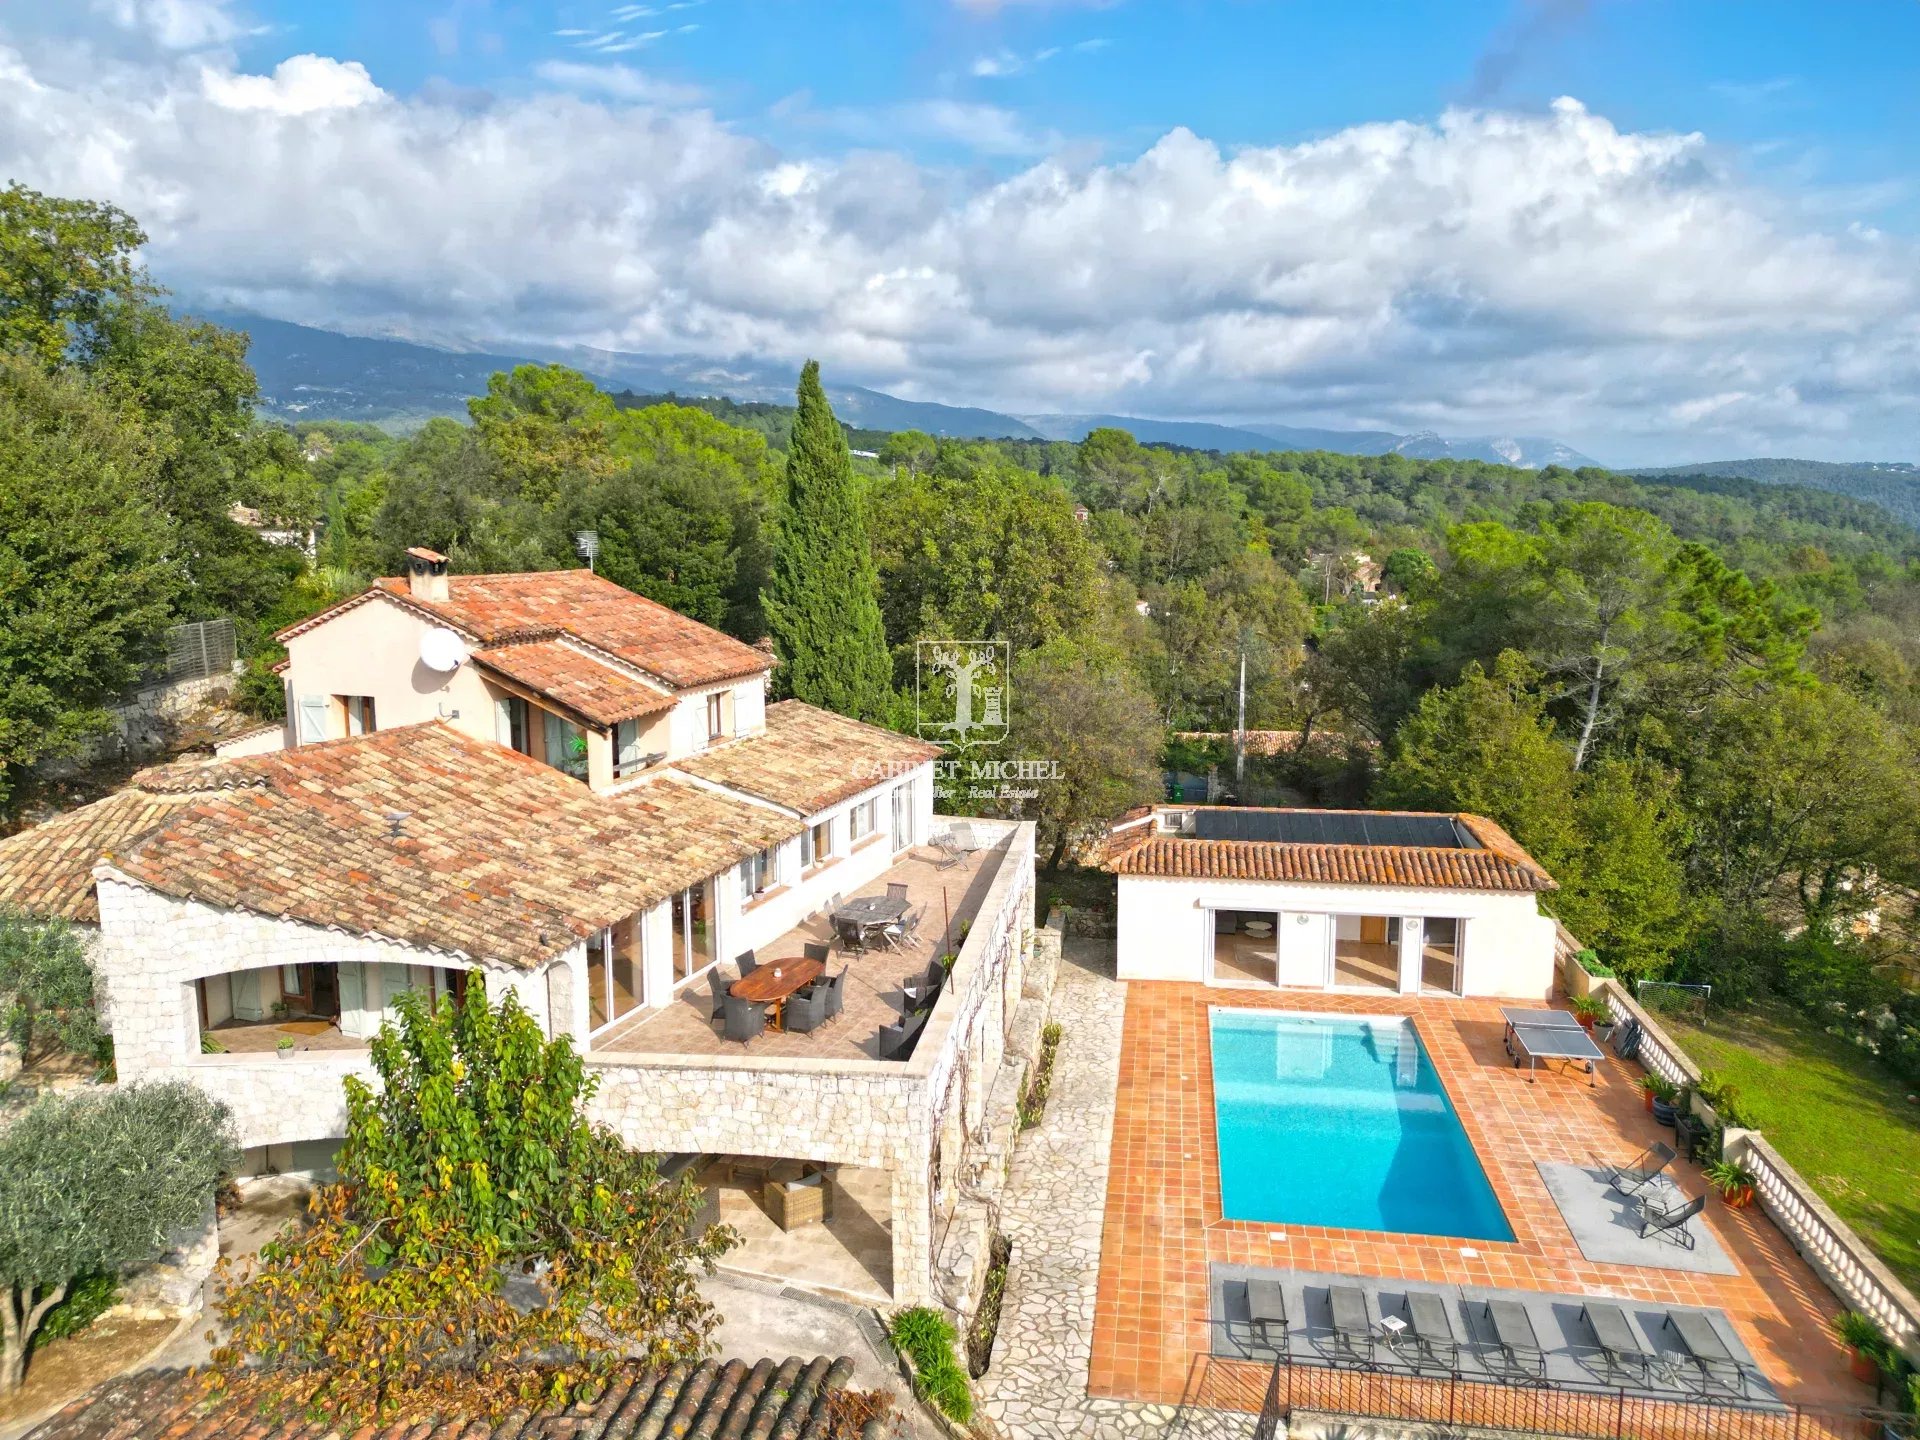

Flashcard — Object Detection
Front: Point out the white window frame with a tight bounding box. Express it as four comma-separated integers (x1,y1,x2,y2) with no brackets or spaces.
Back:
740,846,778,899
849,797,878,843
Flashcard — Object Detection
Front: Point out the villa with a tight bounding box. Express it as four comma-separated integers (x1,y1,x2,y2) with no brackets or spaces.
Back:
1104,803,1559,997
0,552,1040,1310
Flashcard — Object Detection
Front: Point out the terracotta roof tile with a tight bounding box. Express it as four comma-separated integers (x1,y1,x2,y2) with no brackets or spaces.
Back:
108,725,801,966
278,571,770,690
674,700,941,815
25,1358,881,1440
1103,806,1556,893
472,639,675,727
0,791,204,924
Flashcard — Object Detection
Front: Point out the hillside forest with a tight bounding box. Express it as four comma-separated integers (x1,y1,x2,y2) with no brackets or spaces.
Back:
4,183,1919,1082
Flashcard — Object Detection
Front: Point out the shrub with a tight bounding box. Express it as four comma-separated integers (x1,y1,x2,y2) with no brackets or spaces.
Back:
0,909,107,1063
213,982,734,1426
1575,948,1615,979
0,1082,236,1393
32,1273,119,1349
887,1305,973,1424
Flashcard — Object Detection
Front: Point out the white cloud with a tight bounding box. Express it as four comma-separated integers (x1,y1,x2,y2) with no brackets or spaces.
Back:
94,0,250,50
201,54,381,114
0,14,1914,463
533,60,706,107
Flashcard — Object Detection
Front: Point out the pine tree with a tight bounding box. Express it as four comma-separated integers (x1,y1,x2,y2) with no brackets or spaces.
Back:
763,361,893,718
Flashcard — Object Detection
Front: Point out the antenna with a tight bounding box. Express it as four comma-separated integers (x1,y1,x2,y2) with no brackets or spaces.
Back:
575,530,600,572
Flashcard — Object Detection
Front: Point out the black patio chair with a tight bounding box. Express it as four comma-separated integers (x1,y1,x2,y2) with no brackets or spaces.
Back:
1582,1302,1656,1386
721,993,768,1044
1611,1016,1643,1059
1328,1285,1374,1368
1637,1191,1705,1249
902,957,947,1011
802,941,831,964
820,967,848,1020
784,985,830,1035
833,916,868,954
1609,1141,1678,1196
1482,1300,1546,1382
879,1007,929,1061
1246,1279,1287,1354
1400,1290,1459,1373
1662,1310,1749,1396
704,968,729,1025
735,950,758,977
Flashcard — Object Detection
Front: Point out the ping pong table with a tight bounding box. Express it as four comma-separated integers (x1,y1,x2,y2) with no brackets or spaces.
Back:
1501,1006,1603,1086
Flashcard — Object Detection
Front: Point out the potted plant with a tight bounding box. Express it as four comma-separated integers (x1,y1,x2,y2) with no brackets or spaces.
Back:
1832,1311,1886,1385
1646,1075,1680,1127
1703,1158,1757,1209
1569,994,1608,1033
275,1035,297,1060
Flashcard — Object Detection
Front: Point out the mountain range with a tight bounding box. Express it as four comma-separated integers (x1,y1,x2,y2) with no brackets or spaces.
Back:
207,311,1597,469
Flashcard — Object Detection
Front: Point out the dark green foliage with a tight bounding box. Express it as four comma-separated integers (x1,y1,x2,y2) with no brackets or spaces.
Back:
0,910,106,1062
886,1306,973,1423
762,363,892,719
0,1082,237,1392
0,357,179,810
31,1273,118,1348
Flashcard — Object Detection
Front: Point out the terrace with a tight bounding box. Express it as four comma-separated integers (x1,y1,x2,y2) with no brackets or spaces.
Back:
1091,981,1886,1424
593,835,1009,1061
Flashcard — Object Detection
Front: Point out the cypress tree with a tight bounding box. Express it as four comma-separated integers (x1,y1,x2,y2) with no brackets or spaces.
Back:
763,361,893,718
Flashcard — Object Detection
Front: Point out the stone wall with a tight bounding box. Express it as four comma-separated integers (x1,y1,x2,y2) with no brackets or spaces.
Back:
93,872,542,1149
584,821,1037,1305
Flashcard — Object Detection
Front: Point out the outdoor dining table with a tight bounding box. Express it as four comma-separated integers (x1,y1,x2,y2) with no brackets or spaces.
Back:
730,957,823,1031
830,894,909,946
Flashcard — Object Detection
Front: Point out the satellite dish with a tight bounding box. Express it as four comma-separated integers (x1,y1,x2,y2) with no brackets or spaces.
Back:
419,627,469,673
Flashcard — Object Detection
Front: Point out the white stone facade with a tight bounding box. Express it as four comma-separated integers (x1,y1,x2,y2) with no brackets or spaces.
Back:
91,820,1038,1307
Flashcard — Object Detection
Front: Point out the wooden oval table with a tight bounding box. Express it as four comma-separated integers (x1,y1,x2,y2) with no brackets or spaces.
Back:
730,958,824,1031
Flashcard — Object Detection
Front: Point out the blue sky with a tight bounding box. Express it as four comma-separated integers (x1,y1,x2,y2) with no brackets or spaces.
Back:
4,0,1918,463
246,0,1920,216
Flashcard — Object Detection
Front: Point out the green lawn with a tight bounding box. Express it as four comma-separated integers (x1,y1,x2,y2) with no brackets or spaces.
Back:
1662,1002,1920,1296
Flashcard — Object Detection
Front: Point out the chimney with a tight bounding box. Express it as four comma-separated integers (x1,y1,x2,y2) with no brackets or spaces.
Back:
405,546,450,603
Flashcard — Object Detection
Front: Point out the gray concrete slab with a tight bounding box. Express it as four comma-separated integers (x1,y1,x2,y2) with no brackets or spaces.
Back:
1207,1264,1781,1409
1535,1162,1737,1275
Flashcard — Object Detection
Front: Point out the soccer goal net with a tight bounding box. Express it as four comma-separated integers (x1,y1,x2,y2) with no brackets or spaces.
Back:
1635,979,1711,1023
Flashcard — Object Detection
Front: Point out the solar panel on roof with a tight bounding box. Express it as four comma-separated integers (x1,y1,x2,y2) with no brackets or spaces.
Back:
1190,809,1476,849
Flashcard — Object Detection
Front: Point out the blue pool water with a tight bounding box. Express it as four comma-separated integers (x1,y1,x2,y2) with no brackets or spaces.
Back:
1210,1010,1514,1241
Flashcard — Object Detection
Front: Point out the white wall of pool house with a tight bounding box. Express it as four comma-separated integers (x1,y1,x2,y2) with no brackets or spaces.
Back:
1113,874,1557,998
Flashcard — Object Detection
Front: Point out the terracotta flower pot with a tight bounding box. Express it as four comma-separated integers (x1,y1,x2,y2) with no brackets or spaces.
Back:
1643,1089,1655,1113
1577,1014,1596,1031
1848,1345,1879,1384
1721,1185,1755,1210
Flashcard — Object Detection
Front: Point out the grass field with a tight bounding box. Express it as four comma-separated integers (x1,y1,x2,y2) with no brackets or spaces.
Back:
1661,1002,1920,1296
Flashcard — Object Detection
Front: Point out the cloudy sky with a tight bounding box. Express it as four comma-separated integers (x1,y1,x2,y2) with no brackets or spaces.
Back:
3,0,1918,465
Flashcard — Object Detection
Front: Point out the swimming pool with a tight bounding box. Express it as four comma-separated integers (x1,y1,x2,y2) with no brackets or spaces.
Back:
1210,1010,1514,1241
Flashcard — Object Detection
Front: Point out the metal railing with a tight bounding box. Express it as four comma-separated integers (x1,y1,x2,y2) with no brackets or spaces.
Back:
1237,1348,1915,1440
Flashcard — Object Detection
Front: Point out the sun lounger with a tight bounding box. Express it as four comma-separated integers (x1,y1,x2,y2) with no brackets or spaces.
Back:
1638,1191,1705,1249
1246,1279,1288,1353
1482,1299,1546,1381
1399,1290,1459,1372
1609,1141,1677,1196
1663,1310,1748,1395
1328,1285,1373,1367
1583,1302,1655,1385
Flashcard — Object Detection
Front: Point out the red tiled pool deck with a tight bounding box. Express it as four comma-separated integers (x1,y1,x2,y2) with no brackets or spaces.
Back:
1090,982,1875,1412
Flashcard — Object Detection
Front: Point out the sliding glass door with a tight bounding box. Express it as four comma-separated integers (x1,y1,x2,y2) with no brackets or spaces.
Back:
587,916,644,1031
670,879,717,984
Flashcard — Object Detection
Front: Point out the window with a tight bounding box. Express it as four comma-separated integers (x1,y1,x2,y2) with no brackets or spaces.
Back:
891,782,914,850
614,718,652,777
801,819,834,869
706,692,726,742
740,846,777,898
543,711,589,781
338,695,376,735
671,882,716,982
849,797,878,842
496,695,535,756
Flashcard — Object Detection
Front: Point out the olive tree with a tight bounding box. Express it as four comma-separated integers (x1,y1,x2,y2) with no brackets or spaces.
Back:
0,1082,237,1392
0,909,106,1063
